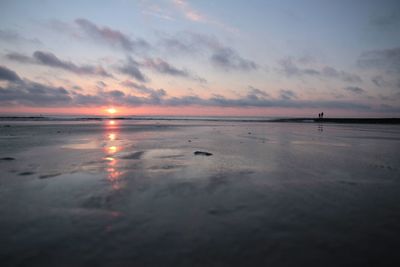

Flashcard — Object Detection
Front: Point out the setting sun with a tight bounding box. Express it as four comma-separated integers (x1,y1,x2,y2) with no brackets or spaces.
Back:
107,108,117,114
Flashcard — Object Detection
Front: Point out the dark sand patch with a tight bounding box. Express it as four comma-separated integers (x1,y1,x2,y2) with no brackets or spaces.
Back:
39,173,62,179
121,151,145,160
18,171,35,176
194,151,213,156
0,157,15,161
149,164,183,170
157,154,185,159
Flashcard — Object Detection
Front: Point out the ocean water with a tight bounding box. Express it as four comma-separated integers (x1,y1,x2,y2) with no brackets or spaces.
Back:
0,119,400,266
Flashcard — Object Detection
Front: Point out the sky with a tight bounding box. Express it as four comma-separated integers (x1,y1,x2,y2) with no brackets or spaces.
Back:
0,0,399,117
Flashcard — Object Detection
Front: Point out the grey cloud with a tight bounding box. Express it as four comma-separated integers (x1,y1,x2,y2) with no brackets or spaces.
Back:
118,57,148,82
0,65,21,82
321,66,362,83
75,18,150,53
121,80,166,99
246,86,269,100
163,95,371,111
6,51,113,77
96,81,107,88
106,90,125,98
72,85,82,91
279,57,320,77
344,86,365,94
370,11,400,29
160,32,258,72
279,89,297,100
118,56,206,83
357,47,400,74
0,80,72,106
160,32,220,54
378,104,400,113
0,29,41,45
0,66,385,112
142,57,207,82
5,52,35,63
297,55,316,65
143,58,188,76
371,75,390,87
73,94,106,106
211,47,257,71
33,51,112,77
279,57,362,83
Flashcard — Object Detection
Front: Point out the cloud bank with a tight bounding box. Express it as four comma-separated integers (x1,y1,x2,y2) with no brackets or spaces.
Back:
6,51,112,77
75,18,150,53
0,66,382,112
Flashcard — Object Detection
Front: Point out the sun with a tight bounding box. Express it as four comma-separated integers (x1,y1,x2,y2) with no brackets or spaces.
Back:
107,107,117,114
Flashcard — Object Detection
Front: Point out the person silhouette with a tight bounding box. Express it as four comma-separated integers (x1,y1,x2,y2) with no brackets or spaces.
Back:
321,112,324,118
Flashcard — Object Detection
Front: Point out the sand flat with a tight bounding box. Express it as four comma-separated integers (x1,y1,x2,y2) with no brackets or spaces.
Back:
0,120,400,266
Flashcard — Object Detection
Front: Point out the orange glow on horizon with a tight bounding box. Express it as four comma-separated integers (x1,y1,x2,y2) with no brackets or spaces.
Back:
0,105,391,118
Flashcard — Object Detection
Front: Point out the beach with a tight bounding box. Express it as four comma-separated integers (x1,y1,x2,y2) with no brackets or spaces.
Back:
1,118,400,266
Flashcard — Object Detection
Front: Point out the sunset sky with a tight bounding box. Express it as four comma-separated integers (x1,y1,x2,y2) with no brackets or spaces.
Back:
0,0,399,116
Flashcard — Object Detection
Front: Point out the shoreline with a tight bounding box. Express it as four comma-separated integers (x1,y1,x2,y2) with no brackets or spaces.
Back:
270,118,400,124
0,116,399,124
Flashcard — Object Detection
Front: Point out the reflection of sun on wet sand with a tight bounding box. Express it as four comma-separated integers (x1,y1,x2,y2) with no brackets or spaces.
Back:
108,133,116,141
104,119,123,190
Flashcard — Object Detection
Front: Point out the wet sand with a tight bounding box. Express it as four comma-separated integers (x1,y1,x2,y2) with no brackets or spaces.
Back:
1,120,400,266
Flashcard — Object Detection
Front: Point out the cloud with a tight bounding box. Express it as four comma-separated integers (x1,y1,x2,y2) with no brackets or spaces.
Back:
171,0,237,33
118,56,206,83
0,29,41,45
344,86,365,94
173,0,204,22
279,89,297,100
0,66,384,112
142,57,188,76
357,47,400,74
118,57,148,82
371,75,390,87
96,81,107,89
75,18,150,53
0,80,72,106
161,32,258,72
211,47,258,71
121,80,166,100
33,51,112,77
278,57,362,83
278,57,320,77
107,90,125,98
142,57,207,82
140,2,175,21
246,86,269,100
5,51,113,77
0,65,22,82
4,52,34,63
321,66,362,83
370,11,400,29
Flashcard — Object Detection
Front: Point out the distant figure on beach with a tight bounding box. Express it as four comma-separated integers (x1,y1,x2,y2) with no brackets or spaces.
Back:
318,113,321,118
321,112,324,118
